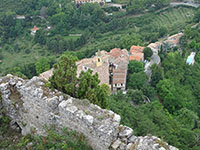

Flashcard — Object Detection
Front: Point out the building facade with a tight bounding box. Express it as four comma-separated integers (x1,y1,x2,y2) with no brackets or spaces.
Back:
76,48,129,92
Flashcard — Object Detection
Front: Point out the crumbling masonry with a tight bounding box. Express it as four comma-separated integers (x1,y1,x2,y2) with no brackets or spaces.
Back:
0,75,178,150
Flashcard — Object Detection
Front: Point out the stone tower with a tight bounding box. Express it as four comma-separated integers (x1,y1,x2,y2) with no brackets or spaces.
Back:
96,50,103,67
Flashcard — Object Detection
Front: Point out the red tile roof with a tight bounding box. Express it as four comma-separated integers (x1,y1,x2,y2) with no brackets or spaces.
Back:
108,48,123,58
32,26,40,32
129,45,145,61
130,45,145,54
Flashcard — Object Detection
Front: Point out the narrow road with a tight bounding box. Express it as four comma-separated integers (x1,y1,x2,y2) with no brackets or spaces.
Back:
170,2,200,8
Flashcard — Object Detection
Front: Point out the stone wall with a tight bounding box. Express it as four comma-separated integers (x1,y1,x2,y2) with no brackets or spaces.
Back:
0,75,178,150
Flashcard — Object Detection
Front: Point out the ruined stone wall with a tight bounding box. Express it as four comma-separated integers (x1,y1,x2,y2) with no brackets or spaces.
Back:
0,75,178,150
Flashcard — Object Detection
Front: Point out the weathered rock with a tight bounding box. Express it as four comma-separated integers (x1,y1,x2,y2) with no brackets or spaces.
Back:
128,135,137,143
83,115,94,125
111,139,121,149
0,76,179,150
119,126,133,138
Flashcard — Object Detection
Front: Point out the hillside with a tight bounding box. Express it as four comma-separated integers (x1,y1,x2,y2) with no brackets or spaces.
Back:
0,0,200,150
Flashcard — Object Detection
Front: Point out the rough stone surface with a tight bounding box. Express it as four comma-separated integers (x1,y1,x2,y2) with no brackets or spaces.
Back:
0,75,179,150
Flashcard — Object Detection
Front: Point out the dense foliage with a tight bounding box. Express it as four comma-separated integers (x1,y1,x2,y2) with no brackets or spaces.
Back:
108,25,200,150
50,54,109,108
127,0,170,14
1,1,200,150
0,0,195,77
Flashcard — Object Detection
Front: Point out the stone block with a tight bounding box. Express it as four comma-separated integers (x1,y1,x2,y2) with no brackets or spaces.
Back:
111,139,121,150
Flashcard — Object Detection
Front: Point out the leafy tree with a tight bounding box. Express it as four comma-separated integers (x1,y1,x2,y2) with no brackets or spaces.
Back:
77,70,109,108
118,33,142,50
176,108,199,129
50,54,78,97
156,79,187,113
35,58,50,75
128,60,144,74
150,64,164,87
34,29,46,45
158,26,168,37
143,47,153,60
141,85,156,101
127,89,145,105
127,72,147,90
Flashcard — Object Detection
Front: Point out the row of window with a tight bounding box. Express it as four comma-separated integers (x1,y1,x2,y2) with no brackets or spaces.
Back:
113,83,125,87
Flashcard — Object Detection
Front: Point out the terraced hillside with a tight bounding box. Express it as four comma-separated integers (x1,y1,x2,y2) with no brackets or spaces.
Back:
0,5,197,77
152,7,195,32
78,7,196,54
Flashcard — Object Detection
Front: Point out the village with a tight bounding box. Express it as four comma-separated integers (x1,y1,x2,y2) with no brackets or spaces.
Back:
39,32,195,93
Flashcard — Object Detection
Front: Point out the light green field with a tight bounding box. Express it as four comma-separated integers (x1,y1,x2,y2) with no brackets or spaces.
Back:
0,37,52,75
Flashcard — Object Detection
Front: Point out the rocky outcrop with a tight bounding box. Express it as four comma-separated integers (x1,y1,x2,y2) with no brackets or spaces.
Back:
0,75,178,150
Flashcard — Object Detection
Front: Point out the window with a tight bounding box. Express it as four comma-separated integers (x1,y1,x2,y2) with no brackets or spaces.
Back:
98,58,100,62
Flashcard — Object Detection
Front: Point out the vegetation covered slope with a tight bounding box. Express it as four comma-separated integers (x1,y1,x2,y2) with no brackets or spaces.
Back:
0,0,197,77
1,0,200,150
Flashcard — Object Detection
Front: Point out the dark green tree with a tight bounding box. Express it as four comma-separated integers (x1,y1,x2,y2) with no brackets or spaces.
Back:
127,72,147,89
150,64,164,87
143,47,153,60
128,60,144,74
50,54,78,97
127,89,145,105
77,70,109,108
35,58,50,75
34,29,46,45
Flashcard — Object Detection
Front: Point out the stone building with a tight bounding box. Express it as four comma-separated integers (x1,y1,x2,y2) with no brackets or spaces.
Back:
77,48,129,92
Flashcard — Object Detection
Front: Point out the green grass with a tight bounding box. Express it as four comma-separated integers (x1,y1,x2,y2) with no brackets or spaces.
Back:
0,36,55,76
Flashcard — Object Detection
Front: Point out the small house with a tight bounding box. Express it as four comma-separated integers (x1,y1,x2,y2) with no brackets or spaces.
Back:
31,26,40,35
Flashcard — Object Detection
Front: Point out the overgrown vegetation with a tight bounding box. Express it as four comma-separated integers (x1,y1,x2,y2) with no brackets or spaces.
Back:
17,126,92,150
1,0,200,150
50,54,109,108
108,24,200,150
0,0,197,77
0,116,92,150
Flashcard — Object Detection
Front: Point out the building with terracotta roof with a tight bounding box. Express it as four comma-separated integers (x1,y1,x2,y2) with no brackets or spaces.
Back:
76,48,129,92
31,26,40,35
40,47,144,92
129,45,145,61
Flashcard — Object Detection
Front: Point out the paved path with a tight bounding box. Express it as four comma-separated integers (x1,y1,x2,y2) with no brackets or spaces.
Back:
144,46,161,80
170,2,200,8
107,3,126,10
